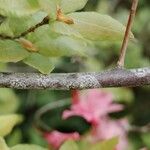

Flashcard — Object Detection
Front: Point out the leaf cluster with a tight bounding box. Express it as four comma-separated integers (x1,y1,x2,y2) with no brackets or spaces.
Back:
0,0,133,74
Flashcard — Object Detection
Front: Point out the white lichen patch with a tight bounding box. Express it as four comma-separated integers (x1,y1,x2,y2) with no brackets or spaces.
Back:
76,74,101,89
131,68,150,78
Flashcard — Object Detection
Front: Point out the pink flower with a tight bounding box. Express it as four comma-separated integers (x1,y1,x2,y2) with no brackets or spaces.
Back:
44,131,80,149
63,90,123,125
90,117,129,150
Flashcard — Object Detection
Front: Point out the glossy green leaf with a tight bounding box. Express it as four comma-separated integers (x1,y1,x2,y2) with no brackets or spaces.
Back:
61,0,88,14
91,137,118,150
27,25,87,57
0,88,19,115
23,53,55,74
0,137,9,150
0,11,47,37
11,144,47,150
0,0,39,16
68,12,134,41
0,114,23,137
59,140,79,150
0,40,29,62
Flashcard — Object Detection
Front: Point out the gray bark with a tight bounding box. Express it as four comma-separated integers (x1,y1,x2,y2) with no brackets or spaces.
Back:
0,67,149,90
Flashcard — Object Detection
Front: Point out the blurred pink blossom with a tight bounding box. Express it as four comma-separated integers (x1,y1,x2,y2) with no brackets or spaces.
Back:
44,89,128,150
63,90,123,125
90,117,129,150
44,131,80,149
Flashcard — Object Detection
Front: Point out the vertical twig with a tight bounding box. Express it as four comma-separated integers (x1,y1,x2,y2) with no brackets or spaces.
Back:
117,0,139,67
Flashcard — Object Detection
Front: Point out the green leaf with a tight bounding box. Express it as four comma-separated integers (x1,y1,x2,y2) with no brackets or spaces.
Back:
91,137,118,150
37,0,88,18
105,88,134,103
23,53,55,74
0,40,29,63
11,144,47,150
141,133,150,148
50,21,83,38
0,20,14,37
0,114,23,137
68,12,134,41
61,0,88,14
0,11,47,37
27,25,87,57
0,0,39,16
0,88,19,115
0,15,5,25
38,0,60,19
7,129,22,147
0,137,9,150
38,36,87,57
78,140,91,150
59,140,79,150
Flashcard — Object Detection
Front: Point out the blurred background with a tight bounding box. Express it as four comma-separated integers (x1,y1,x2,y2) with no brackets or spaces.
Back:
0,0,150,149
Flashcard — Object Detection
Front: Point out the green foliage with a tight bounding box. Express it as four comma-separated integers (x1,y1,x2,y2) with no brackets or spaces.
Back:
7,129,22,147
0,114,23,137
0,0,133,74
50,22,83,38
90,137,118,150
61,0,88,14
0,40,29,62
68,12,134,41
37,0,59,19
23,53,55,74
141,133,150,148
26,25,87,58
0,11,47,37
0,137,47,150
11,144,47,150
0,88,19,114
59,138,118,150
106,88,134,103
59,140,79,150
0,137,9,150
0,0,38,16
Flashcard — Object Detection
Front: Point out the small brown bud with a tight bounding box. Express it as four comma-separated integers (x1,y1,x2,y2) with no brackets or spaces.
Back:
18,38,38,52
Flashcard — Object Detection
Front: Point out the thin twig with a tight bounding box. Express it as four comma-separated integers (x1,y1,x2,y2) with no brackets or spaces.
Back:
117,0,139,67
34,99,70,131
0,16,49,40
130,123,150,133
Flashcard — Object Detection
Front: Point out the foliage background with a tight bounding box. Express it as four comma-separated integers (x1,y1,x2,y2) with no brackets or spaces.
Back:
0,0,150,150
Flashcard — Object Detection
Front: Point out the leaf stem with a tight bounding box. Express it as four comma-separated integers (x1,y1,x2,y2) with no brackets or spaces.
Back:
117,0,139,68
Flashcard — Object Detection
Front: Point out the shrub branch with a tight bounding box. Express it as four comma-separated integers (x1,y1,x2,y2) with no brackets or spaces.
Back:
117,0,139,67
0,67,149,89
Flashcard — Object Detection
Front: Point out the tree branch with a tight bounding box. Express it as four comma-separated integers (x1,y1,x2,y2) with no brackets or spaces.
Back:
0,67,149,90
